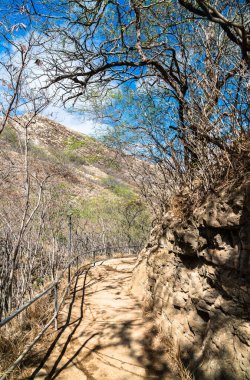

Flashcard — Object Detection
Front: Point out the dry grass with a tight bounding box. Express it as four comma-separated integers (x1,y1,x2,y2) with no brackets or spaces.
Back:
143,294,154,313
153,321,194,380
0,266,78,379
141,296,193,380
0,295,54,379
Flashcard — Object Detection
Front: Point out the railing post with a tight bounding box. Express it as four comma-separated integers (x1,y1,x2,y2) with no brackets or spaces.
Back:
68,215,72,284
76,255,79,272
54,283,58,330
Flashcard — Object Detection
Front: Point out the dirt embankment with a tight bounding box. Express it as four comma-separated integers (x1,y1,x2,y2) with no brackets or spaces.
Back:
131,182,250,380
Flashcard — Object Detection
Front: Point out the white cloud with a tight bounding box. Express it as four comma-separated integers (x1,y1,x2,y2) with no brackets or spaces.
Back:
42,105,102,136
0,32,107,137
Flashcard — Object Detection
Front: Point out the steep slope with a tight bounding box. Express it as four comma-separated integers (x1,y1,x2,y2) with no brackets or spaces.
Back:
7,114,136,196
0,114,149,211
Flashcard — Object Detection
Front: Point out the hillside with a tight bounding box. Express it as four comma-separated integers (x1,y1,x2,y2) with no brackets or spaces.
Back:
4,114,137,197
0,114,151,320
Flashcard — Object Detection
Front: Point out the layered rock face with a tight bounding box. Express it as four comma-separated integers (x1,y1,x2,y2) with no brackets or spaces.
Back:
132,182,250,379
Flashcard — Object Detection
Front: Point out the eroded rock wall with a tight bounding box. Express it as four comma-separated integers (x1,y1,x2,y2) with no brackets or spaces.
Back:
132,183,250,379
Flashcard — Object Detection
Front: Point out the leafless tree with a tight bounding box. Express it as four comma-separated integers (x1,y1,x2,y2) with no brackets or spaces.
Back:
0,30,51,317
178,0,250,66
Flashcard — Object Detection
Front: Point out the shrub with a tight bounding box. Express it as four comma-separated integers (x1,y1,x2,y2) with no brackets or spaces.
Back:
100,176,134,197
1,125,19,149
64,136,95,151
64,151,86,165
29,144,49,161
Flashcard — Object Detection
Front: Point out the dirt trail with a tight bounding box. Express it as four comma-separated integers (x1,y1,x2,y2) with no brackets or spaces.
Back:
29,257,174,380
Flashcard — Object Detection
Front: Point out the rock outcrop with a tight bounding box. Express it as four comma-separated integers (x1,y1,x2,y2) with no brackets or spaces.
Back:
132,181,250,379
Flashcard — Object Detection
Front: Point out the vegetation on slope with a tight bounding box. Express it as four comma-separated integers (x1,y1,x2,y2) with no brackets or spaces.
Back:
0,116,151,322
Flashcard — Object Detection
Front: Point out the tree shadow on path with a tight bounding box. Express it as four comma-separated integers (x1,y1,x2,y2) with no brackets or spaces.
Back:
27,266,93,379
26,260,173,380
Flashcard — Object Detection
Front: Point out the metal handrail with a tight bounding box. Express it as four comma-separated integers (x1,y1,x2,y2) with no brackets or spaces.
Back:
0,245,141,328
0,282,56,328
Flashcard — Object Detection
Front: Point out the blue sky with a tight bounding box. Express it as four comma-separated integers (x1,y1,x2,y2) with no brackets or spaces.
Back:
0,0,246,141
0,0,100,136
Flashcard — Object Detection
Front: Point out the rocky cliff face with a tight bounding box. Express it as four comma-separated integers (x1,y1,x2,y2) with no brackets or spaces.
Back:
132,181,250,379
